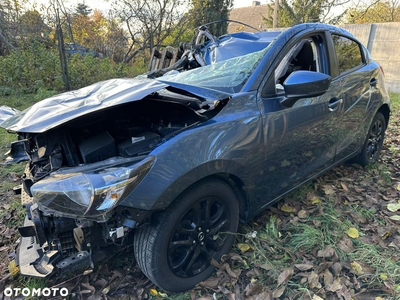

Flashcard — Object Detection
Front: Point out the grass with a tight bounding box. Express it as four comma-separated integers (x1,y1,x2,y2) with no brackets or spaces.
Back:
16,278,49,300
350,241,400,290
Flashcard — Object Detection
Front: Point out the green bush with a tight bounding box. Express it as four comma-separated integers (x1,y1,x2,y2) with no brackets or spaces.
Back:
0,42,61,93
0,43,148,94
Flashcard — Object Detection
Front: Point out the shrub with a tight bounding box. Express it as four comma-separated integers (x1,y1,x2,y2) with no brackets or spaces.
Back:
0,43,148,94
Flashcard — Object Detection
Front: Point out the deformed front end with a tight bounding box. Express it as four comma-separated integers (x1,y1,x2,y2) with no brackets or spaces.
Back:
2,78,229,278
17,155,155,277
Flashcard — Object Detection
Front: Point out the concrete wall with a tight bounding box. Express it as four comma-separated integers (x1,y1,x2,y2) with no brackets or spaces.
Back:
343,23,400,93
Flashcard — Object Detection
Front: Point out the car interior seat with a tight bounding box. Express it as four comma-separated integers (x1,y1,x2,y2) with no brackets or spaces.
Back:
292,40,315,71
277,40,316,84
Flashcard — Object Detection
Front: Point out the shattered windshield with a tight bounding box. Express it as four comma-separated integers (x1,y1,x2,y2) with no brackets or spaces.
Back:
159,46,269,94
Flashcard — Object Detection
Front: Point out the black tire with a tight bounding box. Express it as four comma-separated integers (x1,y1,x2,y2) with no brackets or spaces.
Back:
353,112,386,167
134,179,239,292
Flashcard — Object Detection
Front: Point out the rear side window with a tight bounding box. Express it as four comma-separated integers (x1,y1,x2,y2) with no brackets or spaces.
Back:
332,35,363,74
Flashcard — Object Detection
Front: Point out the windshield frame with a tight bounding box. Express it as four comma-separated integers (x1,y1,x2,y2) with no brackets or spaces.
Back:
158,45,272,94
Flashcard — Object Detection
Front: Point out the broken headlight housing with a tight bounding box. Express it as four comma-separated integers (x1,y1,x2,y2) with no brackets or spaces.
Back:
30,156,155,220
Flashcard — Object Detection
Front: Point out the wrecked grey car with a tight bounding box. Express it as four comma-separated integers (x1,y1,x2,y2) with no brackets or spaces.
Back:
0,23,390,292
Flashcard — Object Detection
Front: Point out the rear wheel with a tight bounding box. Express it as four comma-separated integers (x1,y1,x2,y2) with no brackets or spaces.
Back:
353,112,386,167
134,179,239,292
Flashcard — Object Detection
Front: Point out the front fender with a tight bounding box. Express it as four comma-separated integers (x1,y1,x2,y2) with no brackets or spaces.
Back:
121,159,246,211
120,91,264,212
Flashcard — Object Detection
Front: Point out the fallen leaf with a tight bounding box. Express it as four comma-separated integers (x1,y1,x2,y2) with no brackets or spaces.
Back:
258,263,274,271
277,268,293,286
347,227,359,239
81,282,95,293
312,295,324,300
387,203,400,212
254,291,273,300
198,276,220,290
323,269,334,286
272,285,286,298
304,151,313,157
351,261,364,275
294,264,313,271
281,159,291,167
317,247,336,258
149,289,159,296
237,243,252,253
281,204,296,214
8,260,19,278
102,286,110,295
380,273,388,281
337,237,354,253
298,209,308,219
331,262,342,277
244,281,262,297
311,197,322,205
381,230,391,240
322,185,335,195
308,271,321,289
325,279,342,292
340,182,349,192
389,215,400,221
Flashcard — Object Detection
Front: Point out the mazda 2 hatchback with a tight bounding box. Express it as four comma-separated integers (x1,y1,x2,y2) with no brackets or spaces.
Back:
0,23,390,292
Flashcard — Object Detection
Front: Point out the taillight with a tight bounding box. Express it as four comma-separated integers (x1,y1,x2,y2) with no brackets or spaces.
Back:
380,66,385,76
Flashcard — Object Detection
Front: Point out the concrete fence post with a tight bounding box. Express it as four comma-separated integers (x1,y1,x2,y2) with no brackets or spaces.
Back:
367,24,377,54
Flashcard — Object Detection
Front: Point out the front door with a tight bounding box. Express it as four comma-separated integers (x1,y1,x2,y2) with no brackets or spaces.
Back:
256,34,343,209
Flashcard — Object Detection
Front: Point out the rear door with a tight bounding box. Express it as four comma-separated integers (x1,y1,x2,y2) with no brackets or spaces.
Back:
328,33,380,161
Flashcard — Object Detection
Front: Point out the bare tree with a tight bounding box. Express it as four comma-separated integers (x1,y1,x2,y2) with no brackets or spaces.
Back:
346,0,400,23
112,0,189,63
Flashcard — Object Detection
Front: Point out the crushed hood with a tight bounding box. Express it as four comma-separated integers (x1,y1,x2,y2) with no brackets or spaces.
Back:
0,78,230,133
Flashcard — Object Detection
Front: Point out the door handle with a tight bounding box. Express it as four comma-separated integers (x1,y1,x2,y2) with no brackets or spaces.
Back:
328,98,343,112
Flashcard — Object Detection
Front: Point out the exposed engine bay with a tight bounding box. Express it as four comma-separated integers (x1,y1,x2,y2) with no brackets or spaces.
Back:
17,91,225,186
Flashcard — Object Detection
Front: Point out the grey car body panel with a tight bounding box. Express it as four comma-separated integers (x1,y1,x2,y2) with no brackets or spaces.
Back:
0,105,19,125
0,79,230,133
120,91,263,212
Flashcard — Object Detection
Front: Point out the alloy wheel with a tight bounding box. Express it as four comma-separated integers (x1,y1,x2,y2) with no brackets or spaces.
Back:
168,197,230,278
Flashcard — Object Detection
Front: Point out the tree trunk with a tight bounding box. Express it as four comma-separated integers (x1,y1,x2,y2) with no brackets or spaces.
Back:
56,10,70,91
0,28,16,53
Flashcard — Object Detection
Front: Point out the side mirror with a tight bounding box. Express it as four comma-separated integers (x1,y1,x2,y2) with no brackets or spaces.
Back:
281,71,331,107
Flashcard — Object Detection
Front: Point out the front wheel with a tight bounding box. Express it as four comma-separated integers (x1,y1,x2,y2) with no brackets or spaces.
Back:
353,112,386,167
134,179,239,292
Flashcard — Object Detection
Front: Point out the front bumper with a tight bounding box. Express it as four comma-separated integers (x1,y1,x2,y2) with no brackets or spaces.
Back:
16,189,93,278
17,216,92,277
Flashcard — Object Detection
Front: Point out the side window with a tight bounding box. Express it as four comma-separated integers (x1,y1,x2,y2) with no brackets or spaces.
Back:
332,35,363,74
274,37,321,92
261,35,325,98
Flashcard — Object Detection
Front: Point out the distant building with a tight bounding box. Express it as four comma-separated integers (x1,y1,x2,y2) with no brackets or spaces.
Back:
228,1,269,33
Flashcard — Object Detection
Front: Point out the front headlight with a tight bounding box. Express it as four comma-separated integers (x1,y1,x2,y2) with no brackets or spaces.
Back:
31,156,155,219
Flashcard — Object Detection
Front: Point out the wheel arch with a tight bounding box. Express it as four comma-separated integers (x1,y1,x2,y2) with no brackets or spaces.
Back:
150,171,250,224
377,103,390,129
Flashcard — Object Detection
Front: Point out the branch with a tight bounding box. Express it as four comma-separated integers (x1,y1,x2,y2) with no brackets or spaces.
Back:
0,27,16,51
